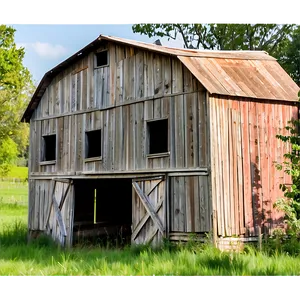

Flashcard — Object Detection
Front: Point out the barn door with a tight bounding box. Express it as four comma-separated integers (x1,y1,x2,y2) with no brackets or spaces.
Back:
132,176,166,246
45,179,74,247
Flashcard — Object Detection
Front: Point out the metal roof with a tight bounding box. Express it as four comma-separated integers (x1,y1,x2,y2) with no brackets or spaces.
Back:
21,34,299,122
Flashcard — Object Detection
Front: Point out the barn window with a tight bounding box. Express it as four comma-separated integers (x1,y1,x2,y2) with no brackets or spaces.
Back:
42,134,56,161
95,50,108,67
147,119,168,155
85,130,102,159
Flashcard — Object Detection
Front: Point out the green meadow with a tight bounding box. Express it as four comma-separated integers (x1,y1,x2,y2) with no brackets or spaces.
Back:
1,168,300,276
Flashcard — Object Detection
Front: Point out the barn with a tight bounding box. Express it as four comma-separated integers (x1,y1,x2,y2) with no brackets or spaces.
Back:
21,34,300,248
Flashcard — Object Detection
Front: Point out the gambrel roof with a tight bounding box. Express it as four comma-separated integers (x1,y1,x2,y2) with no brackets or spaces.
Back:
22,34,299,122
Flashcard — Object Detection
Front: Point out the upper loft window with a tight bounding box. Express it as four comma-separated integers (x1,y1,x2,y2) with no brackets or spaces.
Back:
42,134,56,161
85,130,102,159
147,119,168,155
95,50,108,68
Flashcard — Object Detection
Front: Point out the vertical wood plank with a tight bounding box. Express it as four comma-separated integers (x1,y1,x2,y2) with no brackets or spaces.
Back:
135,51,144,99
163,56,171,95
198,91,207,167
174,95,185,168
240,100,252,234
185,176,194,232
153,53,163,97
171,58,183,94
215,97,224,236
143,51,154,98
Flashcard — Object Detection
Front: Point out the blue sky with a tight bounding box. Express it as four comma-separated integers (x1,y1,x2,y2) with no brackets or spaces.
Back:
12,24,184,85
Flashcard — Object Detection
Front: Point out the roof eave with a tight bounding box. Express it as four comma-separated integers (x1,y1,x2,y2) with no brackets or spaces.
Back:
21,36,102,122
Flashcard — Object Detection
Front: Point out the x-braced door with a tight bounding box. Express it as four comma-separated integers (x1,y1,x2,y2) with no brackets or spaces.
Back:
132,176,166,246
45,179,74,247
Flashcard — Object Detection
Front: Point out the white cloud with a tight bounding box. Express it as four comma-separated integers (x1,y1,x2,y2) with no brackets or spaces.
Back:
16,42,68,60
31,42,68,59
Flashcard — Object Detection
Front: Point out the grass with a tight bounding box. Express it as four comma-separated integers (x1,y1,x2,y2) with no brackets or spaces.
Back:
6,166,28,180
2,176,300,275
2,221,300,275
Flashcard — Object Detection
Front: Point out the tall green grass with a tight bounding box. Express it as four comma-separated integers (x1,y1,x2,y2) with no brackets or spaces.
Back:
2,178,300,275
1,220,300,275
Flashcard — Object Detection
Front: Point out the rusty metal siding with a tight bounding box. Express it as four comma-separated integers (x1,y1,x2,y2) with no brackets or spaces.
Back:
209,95,298,237
179,56,299,102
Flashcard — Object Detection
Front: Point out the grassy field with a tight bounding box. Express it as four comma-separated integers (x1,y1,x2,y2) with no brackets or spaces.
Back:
1,168,300,275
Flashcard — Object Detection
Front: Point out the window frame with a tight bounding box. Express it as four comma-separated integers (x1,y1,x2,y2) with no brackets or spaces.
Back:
40,134,57,165
94,49,109,69
146,117,170,158
84,129,102,162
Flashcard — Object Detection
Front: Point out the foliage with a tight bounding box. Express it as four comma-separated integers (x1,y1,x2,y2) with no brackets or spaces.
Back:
132,24,299,82
132,24,295,54
0,25,33,176
0,137,19,176
275,94,300,235
6,166,28,180
0,25,30,90
279,26,300,86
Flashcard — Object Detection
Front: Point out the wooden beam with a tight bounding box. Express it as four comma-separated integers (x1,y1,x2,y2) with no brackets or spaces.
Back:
145,228,159,244
145,179,163,196
59,180,73,210
72,66,88,76
52,193,67,237
53,178,72,184
131,197,163,241
45,180,56,230
132,182,164,235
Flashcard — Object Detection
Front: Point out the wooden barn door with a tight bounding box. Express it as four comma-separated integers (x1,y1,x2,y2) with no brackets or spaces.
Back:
132,176,166,246
45,179,74,247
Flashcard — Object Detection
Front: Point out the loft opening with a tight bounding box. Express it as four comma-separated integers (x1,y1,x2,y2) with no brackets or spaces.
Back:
73,179,132,246
95,50,108,68
147,118,168,154
85,129,101,159
42,134,56,161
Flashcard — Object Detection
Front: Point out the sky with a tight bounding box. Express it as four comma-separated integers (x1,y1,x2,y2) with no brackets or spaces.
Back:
0,16,183,85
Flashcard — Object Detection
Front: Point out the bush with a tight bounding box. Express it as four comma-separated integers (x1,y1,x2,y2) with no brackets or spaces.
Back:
275,115,300,236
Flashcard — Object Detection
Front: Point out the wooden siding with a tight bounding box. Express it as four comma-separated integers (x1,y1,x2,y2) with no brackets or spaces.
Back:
29,42,207,176
209,95,298,237
132,176,166,246
169,175,211,233
32,43,204,121
30,92,207,175
28,179,74,247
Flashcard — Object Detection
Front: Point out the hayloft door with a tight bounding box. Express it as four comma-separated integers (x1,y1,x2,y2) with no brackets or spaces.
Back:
132,176,166,246
45,179,74,247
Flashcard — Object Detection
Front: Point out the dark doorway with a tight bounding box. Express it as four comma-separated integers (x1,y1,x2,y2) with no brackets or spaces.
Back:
73,178,132,246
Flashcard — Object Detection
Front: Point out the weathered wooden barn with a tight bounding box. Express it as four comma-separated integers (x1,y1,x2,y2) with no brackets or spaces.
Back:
22,34,300,248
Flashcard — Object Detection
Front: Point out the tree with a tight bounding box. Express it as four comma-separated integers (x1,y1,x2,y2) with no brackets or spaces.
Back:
132,24,297,71
0,25,33,175
0,136,19,177
279,27,300,86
